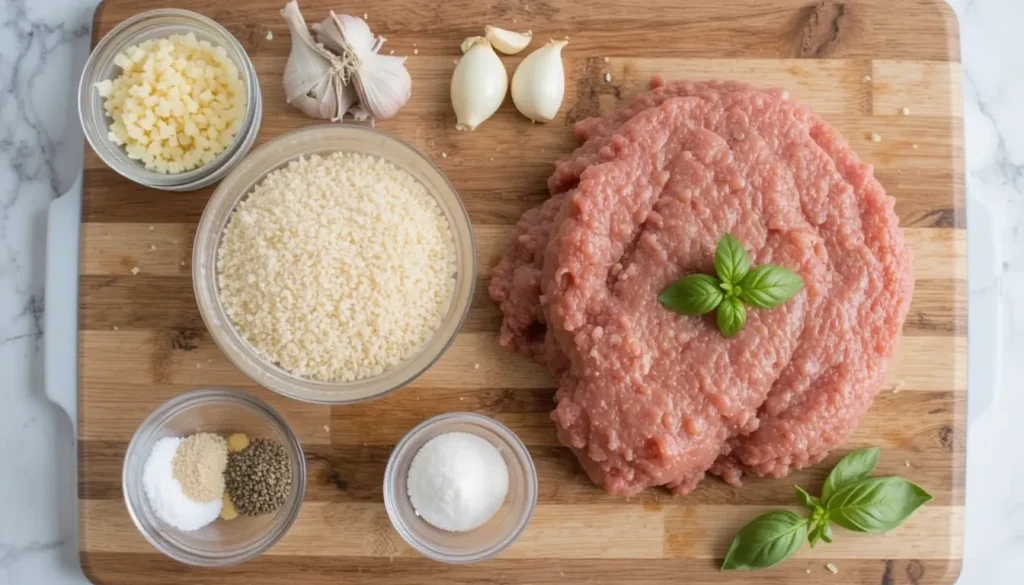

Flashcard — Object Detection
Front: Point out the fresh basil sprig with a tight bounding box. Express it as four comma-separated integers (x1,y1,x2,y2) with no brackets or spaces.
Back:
720,448,932,571
659,233,804,337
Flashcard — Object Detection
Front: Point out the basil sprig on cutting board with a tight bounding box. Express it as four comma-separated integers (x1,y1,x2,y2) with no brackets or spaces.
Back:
721,447,933,571
658,234,803,337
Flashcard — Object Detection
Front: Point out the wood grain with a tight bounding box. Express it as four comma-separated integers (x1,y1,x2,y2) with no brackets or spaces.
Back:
79,0,964,584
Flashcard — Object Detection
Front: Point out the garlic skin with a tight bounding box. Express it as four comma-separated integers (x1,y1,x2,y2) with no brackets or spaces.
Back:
484,26,532,55
451,37,507,131
353,51,413,120
280,2,411,122
281,0,355,121
315,12,411,121
511,39,567,123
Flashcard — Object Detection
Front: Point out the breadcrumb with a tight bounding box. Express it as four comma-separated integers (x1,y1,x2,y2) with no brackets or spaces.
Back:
870,133,882,143
217,153,456,382
826,563,838,575
130,266,141,275
901,107,911,116
604,72,612,83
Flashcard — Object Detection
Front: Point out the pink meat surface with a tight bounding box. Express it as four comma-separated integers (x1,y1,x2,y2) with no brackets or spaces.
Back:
490,81,763,366
489,81,913,496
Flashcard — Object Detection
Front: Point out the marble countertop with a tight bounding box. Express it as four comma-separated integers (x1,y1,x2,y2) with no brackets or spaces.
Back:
0,0,1019,582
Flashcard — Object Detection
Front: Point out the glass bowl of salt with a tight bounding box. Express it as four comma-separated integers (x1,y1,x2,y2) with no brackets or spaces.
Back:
383,412,538,563
122,388,306,566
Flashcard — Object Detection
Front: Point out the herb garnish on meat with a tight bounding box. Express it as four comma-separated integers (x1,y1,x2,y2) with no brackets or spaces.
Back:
659,234,804,337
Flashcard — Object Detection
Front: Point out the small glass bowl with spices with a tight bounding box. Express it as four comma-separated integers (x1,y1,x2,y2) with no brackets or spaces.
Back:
78,8,262,191
384,412,538,563
122,388,305,566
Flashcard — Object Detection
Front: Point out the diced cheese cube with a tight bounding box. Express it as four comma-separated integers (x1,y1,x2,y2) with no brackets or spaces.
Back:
113,53,132,70
94,79,114,97
155,99,172,117
98,33,245,174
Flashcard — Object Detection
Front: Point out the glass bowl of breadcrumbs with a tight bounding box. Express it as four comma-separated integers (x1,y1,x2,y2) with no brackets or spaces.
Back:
78,9,262,191
193,124,476,404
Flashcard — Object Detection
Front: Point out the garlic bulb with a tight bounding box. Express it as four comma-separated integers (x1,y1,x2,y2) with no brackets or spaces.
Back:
511,39,567,123
280,1,411,122
451,37,508,131
484,25,532,55
315,12,412,120
281,0,355,121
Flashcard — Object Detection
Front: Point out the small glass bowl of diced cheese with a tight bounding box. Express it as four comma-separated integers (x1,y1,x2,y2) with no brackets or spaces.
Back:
79,9,262,191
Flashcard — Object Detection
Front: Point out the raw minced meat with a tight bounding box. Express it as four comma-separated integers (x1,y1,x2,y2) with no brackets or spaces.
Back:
489,81,913,496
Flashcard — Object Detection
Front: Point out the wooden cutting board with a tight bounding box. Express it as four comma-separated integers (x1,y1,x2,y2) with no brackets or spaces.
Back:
78,0,965,583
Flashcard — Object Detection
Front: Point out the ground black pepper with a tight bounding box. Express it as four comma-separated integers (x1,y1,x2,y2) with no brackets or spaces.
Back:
224,437,292,516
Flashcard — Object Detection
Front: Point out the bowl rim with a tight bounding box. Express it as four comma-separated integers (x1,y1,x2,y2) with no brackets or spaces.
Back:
382,411,539,564
121,387,307,567
192,124,477,405
78,8,260,189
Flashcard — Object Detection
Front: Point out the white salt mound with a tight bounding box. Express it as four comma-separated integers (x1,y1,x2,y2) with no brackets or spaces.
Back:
407,431,509,532
142,436,222,531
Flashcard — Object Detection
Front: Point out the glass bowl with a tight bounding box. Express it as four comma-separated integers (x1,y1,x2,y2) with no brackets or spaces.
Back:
122,388,306,566
78,9,262,191
383,412,538,564
193,124,476,404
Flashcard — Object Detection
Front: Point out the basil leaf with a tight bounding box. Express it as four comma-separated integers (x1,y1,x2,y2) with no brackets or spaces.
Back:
659,274,724,315
826,477,933,533
715,233,750,284
808,521,834,548
737,264,804,309
716,296,747,338
820,523,833,544
794,485,820,510
821,447,880,505
721,510,809,571
808,522,823,548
